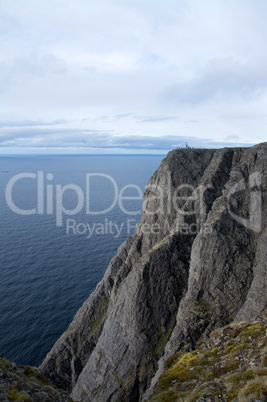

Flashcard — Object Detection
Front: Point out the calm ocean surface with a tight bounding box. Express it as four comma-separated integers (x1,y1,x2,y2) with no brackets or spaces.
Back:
0,155,164,366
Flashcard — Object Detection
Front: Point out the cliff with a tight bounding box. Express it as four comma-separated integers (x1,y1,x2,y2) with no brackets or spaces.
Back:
40,143,267,401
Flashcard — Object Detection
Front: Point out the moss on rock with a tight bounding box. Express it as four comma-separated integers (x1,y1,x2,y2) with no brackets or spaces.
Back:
150,313,267,401
0,357,72,401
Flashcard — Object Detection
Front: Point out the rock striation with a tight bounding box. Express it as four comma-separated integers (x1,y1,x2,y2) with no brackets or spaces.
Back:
40,143,267,401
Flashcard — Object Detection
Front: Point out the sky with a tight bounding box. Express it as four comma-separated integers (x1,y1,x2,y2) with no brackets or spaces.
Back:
0,0,267,154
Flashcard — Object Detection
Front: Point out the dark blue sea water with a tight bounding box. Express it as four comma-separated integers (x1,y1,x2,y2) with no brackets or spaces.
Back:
0,155,163,366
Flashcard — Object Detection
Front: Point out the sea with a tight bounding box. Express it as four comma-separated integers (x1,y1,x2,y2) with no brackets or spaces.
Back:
0,155,164,367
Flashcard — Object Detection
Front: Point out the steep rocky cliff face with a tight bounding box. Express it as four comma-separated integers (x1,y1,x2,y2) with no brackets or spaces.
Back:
40,143,267,401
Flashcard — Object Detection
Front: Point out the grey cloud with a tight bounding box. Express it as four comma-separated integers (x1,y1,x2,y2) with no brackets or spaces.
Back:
114,113,133,119
224,134,240,141
1,1,266,149
84,66,97,73
137,51,165,67
0,119,69,128
97,116,113,123
185,119,199,123
0,54,67,93
0,13,23,38
95,114,133,123
163,57,267,104
87,114,181,124
0,127,254,150
135,115,179,123
96,114,181,123
0,128,112,143
95,114,181,123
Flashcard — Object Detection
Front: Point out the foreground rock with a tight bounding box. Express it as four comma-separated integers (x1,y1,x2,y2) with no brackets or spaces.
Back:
0,357,72,401
149,313,267,401
40,143,267,401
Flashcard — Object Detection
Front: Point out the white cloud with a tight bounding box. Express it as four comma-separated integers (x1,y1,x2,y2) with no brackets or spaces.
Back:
0,54,67,93
163,57,267,104
0,0,267,152
0,125,250,151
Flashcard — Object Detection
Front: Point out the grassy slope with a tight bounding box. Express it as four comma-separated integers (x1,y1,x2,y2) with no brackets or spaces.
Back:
150,314,267,401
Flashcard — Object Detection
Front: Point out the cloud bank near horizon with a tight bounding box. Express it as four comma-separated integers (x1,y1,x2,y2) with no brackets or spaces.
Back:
0,122,252,154
1,0,267,153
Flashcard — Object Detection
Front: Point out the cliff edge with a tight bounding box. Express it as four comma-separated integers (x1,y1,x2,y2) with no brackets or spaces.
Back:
40,143,267,401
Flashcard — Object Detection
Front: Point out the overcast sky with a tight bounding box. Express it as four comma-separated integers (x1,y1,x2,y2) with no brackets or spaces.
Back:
0,0,267,154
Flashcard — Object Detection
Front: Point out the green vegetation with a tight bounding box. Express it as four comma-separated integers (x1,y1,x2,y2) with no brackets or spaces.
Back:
0,357,72,401
87,297,109,337
150,314,267,401
8,386,32,401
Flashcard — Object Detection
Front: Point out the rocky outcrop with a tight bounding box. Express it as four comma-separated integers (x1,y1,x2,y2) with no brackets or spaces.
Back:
0,357,72,401
40,143,267,401
149,313,267,401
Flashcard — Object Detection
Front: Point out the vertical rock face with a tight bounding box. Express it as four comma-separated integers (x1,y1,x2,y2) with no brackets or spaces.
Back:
40,143,267,401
